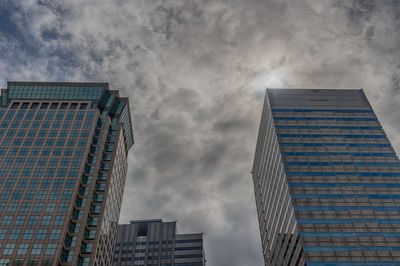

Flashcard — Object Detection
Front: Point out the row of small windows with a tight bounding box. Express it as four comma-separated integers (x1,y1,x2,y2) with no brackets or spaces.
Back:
116,240,177,246
291,194,400,199
282,152,396,157
0,243,57,256
271,109,374,113
0,202,69,213
0,227,62,240
0,147,85,157
285,162,400,166
0,215,65,227
114,254,202,261
0,189,73,201
298,219,400,224
288,182,400,188
300,232,400,238
286,172,400,177
1,138,88,148
279,143,391,147
307,262,400,266
0,167,79,177
0,129,90,138
0,109,94,123
115,246,202,254
294,206,400,211
0,157,82,167
277,134,386,138
10,102,88,110
0,178,75,189
303,246,400,252
274,117,377,121
275,125,381,130
0,121,92,130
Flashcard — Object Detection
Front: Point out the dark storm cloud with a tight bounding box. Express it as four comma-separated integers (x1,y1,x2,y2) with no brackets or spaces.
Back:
1,0,399,265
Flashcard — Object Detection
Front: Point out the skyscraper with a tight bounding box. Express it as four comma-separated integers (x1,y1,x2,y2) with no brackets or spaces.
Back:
252,89,400,265
0,82,133,265
113,219,206,266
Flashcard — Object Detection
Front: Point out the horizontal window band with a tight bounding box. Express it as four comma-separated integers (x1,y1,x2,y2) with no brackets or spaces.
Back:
300,232,400,237
278,134,385,138
271,109,373,113
285,162,400,166
276,125,382,130
294,206,400,211
303,246,400,252
298,219,400,224
274,117,377,121
289,183,400,188
307,263,400,266
282,152,396,157
279,143,391,147
286,172,400,177
292,194,400,199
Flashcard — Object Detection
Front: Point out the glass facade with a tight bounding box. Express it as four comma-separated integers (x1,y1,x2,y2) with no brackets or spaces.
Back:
0,82,133,265
252,89,400,265
113,219,206,266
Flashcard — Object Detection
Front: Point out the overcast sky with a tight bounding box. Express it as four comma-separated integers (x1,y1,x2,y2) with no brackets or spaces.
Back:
0,0,399,265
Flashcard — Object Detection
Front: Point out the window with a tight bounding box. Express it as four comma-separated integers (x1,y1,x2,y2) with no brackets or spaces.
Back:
58,202,69,212
45,243,57,255
49,190,59,200
17,243,29,255
50,229,61,240
54,215,65,226
57,168,67,177
5,179,16,188
0,229,7,240
29,179,40,188
32,203,43,212
15,215,26,226
17,178,28,188
41,103,49,109
31,243,42,255
9,229,21,239
36,229,47,240
3,243,15,255
24,190,36,200
7,202,18,212
27,215,39,226
44,203,55,214
21,168,32,176
12,190,23,200
23,229,34,240
41,179,52,188
41,215,52,226
33,168,44,177
20,202,30,212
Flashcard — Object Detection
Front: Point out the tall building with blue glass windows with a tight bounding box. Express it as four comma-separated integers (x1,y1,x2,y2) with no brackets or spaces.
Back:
252,89,400,266
0,82,133,265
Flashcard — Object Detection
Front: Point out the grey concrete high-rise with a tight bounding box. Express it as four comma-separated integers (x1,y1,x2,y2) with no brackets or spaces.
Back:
113,219,206,266
252,89,400,265
0,82,133,265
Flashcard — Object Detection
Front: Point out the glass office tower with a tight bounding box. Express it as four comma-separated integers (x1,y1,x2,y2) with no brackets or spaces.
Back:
0,82,133,265
252,89,400,265
113,219,206,266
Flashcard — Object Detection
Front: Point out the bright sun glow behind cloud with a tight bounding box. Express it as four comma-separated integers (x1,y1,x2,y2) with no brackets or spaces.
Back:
251,68,288,96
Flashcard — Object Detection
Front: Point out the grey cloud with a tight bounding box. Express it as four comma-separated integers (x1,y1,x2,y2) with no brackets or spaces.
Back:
1,1,399,265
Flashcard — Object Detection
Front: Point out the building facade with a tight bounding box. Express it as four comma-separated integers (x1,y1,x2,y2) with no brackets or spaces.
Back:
113,219,205,266
0,82,133,265
252,89,400,265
